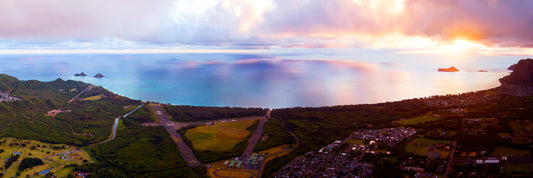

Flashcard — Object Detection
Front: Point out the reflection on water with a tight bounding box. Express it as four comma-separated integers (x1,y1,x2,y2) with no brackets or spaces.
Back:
0,52,515,108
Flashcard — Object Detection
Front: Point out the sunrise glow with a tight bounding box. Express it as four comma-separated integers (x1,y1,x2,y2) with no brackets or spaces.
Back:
0,0,530,56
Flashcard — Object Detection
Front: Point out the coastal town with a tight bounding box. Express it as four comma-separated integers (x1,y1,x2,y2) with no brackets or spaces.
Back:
0,92,20,102
276,127,417,177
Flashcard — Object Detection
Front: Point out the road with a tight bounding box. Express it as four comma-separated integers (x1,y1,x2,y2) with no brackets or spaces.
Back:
90,104,144,146
123,104,144,118
243,117,267,156
68,85,92,104
143,116,265,128
151,105,201,166
110,118,119,140
90,117,119,146
182,116,263,127
444,140,457,178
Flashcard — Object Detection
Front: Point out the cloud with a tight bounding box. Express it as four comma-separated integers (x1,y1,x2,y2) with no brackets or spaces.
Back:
0,0,532,49
255,0,533,47
0,0,175,41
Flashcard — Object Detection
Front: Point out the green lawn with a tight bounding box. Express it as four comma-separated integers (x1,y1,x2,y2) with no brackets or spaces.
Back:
397,113,440,125
405,138,451,159
504,164,532,174
82,94,104,100
347,139,366,145
185,119,258,151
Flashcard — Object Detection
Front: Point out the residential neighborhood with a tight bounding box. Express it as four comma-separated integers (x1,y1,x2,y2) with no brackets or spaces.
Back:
0,92,20,102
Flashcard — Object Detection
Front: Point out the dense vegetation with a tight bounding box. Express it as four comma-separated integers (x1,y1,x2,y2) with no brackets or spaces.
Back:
18,157,44,171
254,119,296,152
4,153,19,170
4,72,533,177
0,75,208,177
499,58,533,86
76,107,208,177
0,74,143,146
163,105,266,122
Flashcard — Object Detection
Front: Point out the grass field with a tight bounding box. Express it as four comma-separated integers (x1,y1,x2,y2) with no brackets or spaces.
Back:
491,147,531,156
347,139,366,145
185,119,258,151
212,170,255,178
52,166,75,177
396,113,440,125
254,119,295,152
117,119,125,130
508,120,533,144
504,164,533,174
405,138,451,159
82,94,104,100
0,137,92,178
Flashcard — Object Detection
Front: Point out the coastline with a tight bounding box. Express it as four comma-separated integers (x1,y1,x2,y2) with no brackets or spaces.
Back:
1,73,506,109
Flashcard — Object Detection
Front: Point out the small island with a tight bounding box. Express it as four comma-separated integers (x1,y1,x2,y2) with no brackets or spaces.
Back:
94,73,104,78
74,72,87,77
438,66,459,72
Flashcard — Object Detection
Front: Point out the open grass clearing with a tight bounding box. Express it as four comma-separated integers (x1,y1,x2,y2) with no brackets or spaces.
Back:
53,166,75,177
213,169,255,178
82,94,104,100
347,139,366,145
504,164,532,174
185,119,258,151
405,138,451,159
396,113,440,125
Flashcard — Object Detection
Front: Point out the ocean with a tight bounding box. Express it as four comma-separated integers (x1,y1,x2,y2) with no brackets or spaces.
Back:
0,51,518,108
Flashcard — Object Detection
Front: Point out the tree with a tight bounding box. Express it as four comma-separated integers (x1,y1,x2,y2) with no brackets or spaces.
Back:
18,158,44,171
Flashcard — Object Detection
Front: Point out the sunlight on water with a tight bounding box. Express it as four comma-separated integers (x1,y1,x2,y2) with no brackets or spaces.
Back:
0,52,516,108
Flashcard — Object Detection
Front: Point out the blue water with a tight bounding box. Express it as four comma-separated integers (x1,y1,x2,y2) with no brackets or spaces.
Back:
0,51,518,108
38,167,53,175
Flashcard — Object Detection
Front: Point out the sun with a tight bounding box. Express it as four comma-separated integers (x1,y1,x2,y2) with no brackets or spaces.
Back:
446,39,478,51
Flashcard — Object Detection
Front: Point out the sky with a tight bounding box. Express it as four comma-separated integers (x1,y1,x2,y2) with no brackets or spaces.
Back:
0,0,532,56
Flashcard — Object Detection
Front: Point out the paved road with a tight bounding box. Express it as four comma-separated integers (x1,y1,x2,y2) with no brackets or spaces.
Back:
243,117,267,156
143,116,265,128
90,104,144,146
444,140,457,178
123,104,144,118
151,105,201,166
68,85,92,104
183,116,263,127
89,117,119,146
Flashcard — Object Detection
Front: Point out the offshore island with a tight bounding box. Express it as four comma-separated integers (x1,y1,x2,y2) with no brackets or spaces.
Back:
0,59,533,177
